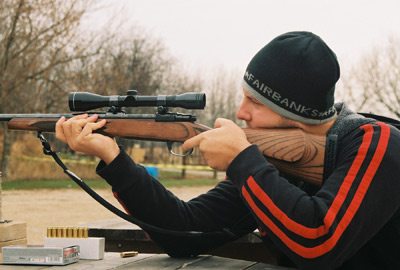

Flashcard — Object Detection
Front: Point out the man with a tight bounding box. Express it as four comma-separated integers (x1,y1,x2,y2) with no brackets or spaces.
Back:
56,31,400,269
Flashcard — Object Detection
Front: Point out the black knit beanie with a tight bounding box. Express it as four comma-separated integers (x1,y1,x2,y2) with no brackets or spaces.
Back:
241,31,340,124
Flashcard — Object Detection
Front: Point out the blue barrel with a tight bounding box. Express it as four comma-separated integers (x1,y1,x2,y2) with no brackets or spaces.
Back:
145,166,159,179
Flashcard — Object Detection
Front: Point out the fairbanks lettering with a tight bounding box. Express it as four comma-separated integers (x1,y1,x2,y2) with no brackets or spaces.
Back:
290,101,301,112
281,98,289,107
245,72,334,118
244,71,254,81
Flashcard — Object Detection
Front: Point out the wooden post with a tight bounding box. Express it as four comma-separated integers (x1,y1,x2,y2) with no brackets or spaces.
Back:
0,222,27,248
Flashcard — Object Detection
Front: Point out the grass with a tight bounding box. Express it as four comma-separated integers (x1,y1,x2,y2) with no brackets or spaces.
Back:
2,179,108,190
1,171,220,190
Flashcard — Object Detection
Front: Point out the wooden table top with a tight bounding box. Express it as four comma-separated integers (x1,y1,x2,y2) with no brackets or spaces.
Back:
0,252,295,269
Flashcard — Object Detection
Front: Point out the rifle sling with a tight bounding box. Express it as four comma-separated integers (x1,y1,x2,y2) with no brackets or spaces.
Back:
36,132,239,240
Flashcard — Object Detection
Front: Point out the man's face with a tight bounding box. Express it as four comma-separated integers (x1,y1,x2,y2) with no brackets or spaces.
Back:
236,89,296,129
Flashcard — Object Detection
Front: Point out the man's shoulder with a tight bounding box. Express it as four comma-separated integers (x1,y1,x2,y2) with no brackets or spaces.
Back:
358,112,400,131
329,103,374,139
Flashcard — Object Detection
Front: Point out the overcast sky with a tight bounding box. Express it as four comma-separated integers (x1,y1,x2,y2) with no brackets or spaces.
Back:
91,0,400,73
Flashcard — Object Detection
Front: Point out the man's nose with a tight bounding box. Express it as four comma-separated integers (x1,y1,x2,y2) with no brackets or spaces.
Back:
236,102,251,121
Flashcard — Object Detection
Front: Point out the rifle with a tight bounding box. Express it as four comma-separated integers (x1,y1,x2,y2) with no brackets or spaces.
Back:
0,90,325,185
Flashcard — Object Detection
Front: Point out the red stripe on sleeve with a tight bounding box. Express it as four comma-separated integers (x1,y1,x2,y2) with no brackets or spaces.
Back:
113,191,132,215
112,192,152,240
246,124,374,239
242,123,390,258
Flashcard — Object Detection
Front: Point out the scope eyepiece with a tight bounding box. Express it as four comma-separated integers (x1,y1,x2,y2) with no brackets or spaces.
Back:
68,91,206,111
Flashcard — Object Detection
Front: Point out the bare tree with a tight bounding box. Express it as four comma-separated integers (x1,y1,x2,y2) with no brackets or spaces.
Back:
71,31,174,98
0,0,104,179
72,31,176,153
188,67,244,178
0,0,105,220
338,36,400,117
198,67,243,127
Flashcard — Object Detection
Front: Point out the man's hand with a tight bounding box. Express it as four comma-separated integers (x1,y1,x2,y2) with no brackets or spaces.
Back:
55,114,120,164
182,118,251,171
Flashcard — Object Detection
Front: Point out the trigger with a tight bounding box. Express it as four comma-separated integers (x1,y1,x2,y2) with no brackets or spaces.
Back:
167,142,193,157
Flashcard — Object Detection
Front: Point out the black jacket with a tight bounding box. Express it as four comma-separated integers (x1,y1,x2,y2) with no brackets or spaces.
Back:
97,103,400,269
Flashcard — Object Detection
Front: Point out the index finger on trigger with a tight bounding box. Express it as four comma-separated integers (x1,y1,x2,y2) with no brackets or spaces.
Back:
182,134,203,152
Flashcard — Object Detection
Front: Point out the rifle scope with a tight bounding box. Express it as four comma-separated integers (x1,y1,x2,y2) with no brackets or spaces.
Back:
69,90,206,111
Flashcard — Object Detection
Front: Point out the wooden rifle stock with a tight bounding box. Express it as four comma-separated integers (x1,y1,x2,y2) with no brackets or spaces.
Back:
7,117,325,186
243,128,325,186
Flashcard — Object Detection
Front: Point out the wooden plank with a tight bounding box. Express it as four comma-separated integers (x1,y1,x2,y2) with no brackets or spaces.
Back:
84,218,280,263
83,218,138,230
0,253,296,270
247,262,296,270
0,221,27,242
82,219,295,268
208,241,278,264
114,254,214,270
44,253,156,270
85,218,263,242
0,238,27,249
180,255,257,270
0,253,154,270
0,264,49,270
89,225,149,241
113,254,287,270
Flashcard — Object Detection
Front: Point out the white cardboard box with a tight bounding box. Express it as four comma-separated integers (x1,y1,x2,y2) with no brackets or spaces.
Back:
44,237,105,260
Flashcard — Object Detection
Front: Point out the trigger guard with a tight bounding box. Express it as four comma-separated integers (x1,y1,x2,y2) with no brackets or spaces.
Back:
167,142,193,157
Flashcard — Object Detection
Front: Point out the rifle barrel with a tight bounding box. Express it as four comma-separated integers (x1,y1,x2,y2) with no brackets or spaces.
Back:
0,113,160,121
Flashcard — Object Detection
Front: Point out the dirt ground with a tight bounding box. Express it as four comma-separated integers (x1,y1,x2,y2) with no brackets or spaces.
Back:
2,186,213,245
